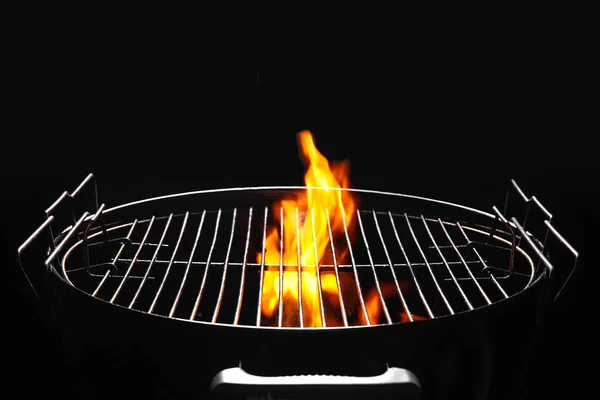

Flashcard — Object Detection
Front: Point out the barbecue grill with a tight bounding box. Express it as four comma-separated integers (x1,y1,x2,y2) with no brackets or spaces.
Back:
17,172,579,399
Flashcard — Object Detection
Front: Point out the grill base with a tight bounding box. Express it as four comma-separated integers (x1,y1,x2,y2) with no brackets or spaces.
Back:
48,266,548,400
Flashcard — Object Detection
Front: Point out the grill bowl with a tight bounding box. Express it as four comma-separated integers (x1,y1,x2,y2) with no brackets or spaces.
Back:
34,185,551,399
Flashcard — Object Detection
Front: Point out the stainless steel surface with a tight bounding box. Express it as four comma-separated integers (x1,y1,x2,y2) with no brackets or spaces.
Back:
210,366,421,399
17,174,579,330
71,210,533,327
326,207,348,326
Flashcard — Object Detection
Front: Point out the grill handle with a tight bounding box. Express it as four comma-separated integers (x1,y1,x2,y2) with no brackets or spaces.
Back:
44,173,99,248
45,173,99,216
210,366,420,399
505,180,580,303
511,218,579,302
16,216,55,300
16,173,100,301
16,212,91,301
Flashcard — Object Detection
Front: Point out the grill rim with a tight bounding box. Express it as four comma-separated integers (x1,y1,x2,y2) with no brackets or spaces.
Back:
55,185,543,331
101,185,502,218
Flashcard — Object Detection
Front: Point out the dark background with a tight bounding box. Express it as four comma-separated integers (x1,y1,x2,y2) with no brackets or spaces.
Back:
2,46,596,399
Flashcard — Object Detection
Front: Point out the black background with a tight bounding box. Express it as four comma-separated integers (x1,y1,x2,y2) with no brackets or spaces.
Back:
2,39,596,399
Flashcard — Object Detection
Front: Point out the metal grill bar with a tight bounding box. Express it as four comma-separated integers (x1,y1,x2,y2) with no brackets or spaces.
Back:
509,177,553,250
438,219,492,305
311,208,327,327
341,207,370,325
45,212,89,267
544,219,579,301
81,204,106,278
456,222,508,299
295,208,304,327
128,214,173,308
532,196,552,219
256,207,268,326
356,211,391,324
60,200,540,329
109,259,484,270
326,208,348,327
405,214,454,314
170,211,206,318
389,212,433,318
212,209,238,323
149,212,190,313
510,218,549,287
71,173,94,198
45,191,69,215
66,243,169,275
421,216,473,310
110,217,156,304
44,191,72,247
189,209,221,320
129,242,169,247
92,220,138,297
17,215,54,300
92,272,109,298
234,208,253,325
372,211,412,321
278,207,284,328
491,206,516,277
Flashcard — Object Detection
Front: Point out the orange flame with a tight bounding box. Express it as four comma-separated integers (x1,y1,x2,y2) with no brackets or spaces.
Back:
258,131,426,327
258,131,358,327
359,282,428,325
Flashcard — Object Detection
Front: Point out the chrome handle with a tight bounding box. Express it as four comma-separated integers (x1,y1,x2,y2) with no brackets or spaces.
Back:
16,216,55,300
16,173,99,301
511,217,580,302
210,366,420,399
507,179,553,221
16,211,91,301
44,212,90,267
504,180,580,302
45,173,98,217
44,173,98,243
543,219,580,301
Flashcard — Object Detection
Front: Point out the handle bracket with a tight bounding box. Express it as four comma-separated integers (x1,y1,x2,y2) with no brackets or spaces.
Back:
16,173,101,301
495,179,579,302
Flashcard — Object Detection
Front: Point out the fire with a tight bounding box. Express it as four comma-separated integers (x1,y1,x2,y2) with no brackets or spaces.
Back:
257,131,425,327
258,131,358,327
359,283,428,325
